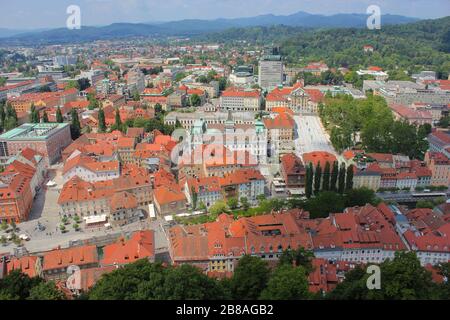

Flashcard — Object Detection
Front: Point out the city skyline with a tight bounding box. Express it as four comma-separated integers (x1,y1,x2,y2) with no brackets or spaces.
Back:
0,0,449,29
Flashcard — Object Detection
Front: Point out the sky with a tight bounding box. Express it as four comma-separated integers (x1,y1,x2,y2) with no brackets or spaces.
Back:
0,0,449,29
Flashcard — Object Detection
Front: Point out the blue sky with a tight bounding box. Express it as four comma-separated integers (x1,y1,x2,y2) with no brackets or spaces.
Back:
1,0,449,29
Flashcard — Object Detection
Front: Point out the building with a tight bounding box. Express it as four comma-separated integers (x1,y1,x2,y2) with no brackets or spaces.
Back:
258,52,283,90
0,171,33,223
127,66,146,94
357,67,389,81
42,245,99,281
58,165,152,221
229,65,255,87
280,153,306,189
363,80,450,105
184,177,223,208
164,109,256,131
310,204,406,263
219,169,265,205
395,172,418,191
0,123,72,165
428,131,450,158
53,55,77,67
353,168,381,191
263,112,296,157
6,256,42,278
265,83,324,114
220,88,261,112
302,152,337,169
424,151,450,186
401,208,450,266
101,230,155,267
62,155,120,183
108,191,141,227
189,113,267,165
168,210,312,273
153,184,187,217
389,104,433,126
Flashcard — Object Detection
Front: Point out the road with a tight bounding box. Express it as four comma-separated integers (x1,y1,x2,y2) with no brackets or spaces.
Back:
294,114,337,157
1,217,170,255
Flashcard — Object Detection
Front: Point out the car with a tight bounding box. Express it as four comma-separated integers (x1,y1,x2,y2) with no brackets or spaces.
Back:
19,234,30,241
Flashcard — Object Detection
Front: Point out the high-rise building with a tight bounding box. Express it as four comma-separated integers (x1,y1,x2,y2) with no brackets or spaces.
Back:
258,48,283,90
127,67,145,94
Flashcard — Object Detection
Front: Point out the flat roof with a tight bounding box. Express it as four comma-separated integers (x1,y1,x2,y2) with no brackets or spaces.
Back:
0,123,70,141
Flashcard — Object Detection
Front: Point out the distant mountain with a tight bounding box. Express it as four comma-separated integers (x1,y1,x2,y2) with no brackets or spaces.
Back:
0,11,420,45
0,28,28,38
0,27,51,38
156,11,418,30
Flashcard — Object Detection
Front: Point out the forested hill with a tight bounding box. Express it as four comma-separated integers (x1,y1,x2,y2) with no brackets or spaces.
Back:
199,16,450,74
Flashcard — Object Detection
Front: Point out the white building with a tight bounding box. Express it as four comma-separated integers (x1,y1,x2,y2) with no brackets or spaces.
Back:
220,89,261,112
63,155,120,183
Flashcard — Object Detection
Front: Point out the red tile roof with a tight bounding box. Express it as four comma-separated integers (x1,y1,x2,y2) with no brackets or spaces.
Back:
6,256,39,278
302,152,337,168
42,245,98,271
101,230,155,266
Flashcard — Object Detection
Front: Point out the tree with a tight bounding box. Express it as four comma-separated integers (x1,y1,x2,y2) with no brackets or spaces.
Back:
240,197,250,211
1,219,8,230
70,109,81,140
227,197,239,210
209,200,229,216
345,188,377,207
260,265,310,300
230,255,270,300
98,107,106,133
338,163,346,194
305,163,314,199
330,161,339,192
88,260,228,300
154,103,163,114
304,191,346,218
436,263,450,299
314,162,322,194
66,80,80,90
416,200,434,209
30,104,39,123
162,264,228,300
278,247,314,272
4,103,18,131
27,281,65,300
345,164,354,191
0,103,5,131
56,107,63,123
322,161,331,191
132,90,140,102
191,186,198,210
0,270,43,300
190,94,201,107
114,108,122,130
327,252,439,300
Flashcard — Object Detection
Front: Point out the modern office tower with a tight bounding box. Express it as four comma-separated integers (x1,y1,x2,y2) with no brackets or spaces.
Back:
258,48,283,91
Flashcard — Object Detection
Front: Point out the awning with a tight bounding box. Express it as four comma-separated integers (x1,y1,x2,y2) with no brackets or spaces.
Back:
84,214,107,225
46,180,57,187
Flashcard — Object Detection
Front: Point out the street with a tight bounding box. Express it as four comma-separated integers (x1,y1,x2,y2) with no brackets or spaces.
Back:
294,114,337,158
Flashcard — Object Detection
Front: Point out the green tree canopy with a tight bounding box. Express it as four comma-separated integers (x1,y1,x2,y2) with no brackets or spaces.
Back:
230,255,270,300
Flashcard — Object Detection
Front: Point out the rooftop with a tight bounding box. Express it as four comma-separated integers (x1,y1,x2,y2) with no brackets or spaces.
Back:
0,123,70,141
